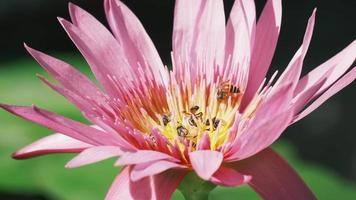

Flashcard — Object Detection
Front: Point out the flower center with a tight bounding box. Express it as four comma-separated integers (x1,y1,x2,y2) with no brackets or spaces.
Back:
108,70,258,152
153,80,243,151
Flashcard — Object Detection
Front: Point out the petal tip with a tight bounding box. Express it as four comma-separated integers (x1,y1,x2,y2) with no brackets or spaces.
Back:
24,44,39,57
0,103,12,111
312,7,317,14
68,2,80,20
65,158,79,169
11,151,25,160
189,150,223,180
57,17,68,25
64,160,78,169
64,163,72,169
68,2,75,9
23,42,30,49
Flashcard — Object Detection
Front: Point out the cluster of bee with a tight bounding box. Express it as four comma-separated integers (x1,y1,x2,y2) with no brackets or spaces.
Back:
161,106,221,142
156,81,239,147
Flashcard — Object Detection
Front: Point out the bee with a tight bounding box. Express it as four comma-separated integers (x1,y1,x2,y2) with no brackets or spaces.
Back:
217,81,240,100
177,125,197,149
186,106,203,127
177,125,189,137
188,117,198,127
212,117,221,129
189,140,197,149
162,114,171,126
205,117,221,131
190,105,200,114
148,134,157,144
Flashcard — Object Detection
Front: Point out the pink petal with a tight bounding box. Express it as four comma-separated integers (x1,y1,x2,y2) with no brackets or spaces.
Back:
58,16,132,98
105,167,186,200
32,107,122,146
37,75,100,116
210,166,251,187
232,148,316,200
189,150,223,180
12,133,92,159
130,160,186,181
0,104,117,146
104,0,168,86
274,9,316,89
105,167,152,200
292,77,327,114
295,40,356,98
150,128,173,154
225,0,256,87
293,67,356,123
36,75,100,118
115,150,179,166
24,45,108,108
241,0,282,110
66,146,123,168
25,78,135,151
68,2,124,62
173,0,225,76
229,109,293,161
228,83,294,160
152,169,187,200
253,82,294,121
197,132,211,150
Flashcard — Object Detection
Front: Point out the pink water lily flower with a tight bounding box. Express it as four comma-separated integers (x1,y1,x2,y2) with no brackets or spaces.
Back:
1,0,355,199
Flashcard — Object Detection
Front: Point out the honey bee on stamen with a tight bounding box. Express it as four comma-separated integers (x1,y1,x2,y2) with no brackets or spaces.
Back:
205,119,210,127
188,112,203,127
194,112,203,120
189,106,203,119
185,106,203,127
162,114,171,126
190,105,200,114
205,117,221,131
177,127,197,150
148,134,157,144
212,117,221,130
189,140,197,149
177,125,189,137
188,117,197,127
217,81,241,101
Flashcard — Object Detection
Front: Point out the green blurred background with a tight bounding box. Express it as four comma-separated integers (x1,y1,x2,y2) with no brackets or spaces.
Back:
0,0,355,199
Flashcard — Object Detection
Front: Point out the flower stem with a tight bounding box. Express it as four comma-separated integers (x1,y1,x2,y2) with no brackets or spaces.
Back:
178,172,217,200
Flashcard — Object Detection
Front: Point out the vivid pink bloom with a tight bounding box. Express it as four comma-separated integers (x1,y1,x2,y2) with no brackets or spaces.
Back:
1,0,355,199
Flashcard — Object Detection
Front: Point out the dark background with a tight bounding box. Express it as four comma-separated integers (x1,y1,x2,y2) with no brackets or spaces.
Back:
0,0,355,199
